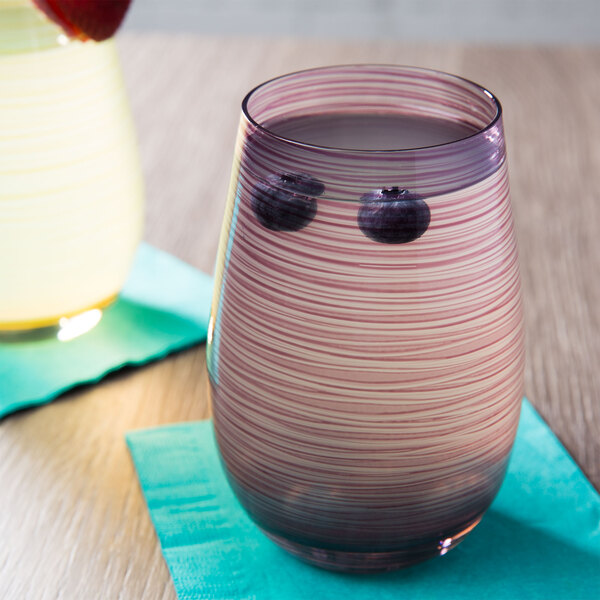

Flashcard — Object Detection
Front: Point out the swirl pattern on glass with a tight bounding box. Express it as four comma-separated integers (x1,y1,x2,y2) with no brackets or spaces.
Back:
208,66,524,572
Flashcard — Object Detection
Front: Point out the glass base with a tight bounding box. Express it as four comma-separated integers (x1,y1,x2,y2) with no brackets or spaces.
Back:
0,293,116,341
263,516,482,573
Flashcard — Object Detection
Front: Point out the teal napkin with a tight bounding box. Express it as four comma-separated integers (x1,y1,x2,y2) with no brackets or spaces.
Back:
0,243,213,418
127,399,600,599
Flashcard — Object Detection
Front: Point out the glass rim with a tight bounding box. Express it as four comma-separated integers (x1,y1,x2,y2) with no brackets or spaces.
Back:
241,64,502,154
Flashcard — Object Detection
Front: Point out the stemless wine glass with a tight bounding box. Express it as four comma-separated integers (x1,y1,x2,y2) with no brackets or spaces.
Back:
0,0,143,333
207,65,524,573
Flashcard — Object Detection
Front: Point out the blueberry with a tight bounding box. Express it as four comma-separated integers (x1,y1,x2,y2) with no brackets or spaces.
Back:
251,172,324,232
357,187,430,244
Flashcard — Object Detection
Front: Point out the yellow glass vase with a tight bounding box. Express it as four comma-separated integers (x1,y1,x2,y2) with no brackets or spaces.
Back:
0,0,144,330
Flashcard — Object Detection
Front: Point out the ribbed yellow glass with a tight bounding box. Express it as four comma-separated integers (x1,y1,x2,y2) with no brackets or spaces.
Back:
0,0,143,329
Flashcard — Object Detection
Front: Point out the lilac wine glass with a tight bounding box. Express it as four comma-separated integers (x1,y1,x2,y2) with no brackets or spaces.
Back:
207,65,524,572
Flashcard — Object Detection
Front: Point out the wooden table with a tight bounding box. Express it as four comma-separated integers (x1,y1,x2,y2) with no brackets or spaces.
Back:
1,36,598,599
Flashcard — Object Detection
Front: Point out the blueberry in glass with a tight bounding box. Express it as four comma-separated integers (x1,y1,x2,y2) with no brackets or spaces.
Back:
251,172,324,231
358,187,430,244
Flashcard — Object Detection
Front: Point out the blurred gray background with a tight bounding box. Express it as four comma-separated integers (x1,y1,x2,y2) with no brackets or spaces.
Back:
123,0,600,43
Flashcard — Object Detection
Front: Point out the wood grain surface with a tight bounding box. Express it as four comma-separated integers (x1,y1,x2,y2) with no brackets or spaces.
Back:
0,35,598,599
